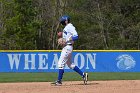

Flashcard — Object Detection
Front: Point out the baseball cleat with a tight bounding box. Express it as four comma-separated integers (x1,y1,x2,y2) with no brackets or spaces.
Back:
51,80,62,86
83,73,88,85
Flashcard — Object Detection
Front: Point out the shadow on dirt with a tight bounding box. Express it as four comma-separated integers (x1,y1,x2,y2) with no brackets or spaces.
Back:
50,82,99,86
71,82,99,86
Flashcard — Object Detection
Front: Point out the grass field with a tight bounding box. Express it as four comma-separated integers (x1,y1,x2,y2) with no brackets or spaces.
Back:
0,72,140,83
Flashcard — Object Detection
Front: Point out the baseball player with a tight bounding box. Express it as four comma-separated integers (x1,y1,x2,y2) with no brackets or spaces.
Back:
52,15,88,86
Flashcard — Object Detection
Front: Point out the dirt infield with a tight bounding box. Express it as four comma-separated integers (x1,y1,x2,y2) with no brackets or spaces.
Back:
0,80,140,93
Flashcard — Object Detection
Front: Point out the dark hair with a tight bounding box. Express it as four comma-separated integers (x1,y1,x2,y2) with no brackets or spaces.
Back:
67,19,70,23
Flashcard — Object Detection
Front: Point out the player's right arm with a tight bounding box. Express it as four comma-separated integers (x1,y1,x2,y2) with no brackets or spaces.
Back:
67,26,78,42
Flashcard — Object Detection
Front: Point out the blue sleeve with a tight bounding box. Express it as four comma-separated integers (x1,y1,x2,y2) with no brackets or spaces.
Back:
72,35,78,41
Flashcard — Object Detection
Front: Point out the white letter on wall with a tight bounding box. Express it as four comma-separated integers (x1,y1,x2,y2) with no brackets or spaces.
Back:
50,54,59,69
38,54,48,69
24,54,36,69
7,54,21,70
74,53,85,69
86,53,96,69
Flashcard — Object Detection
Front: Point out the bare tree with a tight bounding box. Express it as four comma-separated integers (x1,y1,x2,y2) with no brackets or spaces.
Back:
36,0,67,49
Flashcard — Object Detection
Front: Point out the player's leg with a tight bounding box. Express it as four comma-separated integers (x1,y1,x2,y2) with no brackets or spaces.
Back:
67,59,83,76
66,54,88,84
55,54,66,85
54,46,71,85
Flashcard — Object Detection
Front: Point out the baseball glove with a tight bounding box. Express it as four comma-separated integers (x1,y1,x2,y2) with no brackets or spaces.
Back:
58,38,66,46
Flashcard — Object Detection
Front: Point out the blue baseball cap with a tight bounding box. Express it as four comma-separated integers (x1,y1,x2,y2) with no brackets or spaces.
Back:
60,15,70,22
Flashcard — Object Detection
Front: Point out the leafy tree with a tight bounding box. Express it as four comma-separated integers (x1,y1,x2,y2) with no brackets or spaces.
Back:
3,0,40,49
0,0,140,50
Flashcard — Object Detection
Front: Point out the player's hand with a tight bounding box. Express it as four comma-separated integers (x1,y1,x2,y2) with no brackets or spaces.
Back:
58,38,66,46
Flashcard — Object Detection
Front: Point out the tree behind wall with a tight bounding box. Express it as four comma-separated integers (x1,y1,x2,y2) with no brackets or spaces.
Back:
2,0,40,49
0,0,140,50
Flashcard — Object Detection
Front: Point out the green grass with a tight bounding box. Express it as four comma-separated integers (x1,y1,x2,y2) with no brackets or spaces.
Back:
0,72,140,83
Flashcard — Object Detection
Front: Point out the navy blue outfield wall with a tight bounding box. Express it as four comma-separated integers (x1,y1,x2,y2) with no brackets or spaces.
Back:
0,50,139,72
